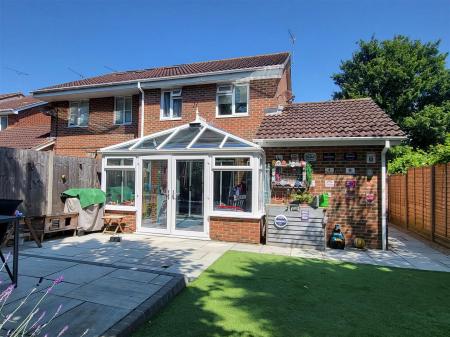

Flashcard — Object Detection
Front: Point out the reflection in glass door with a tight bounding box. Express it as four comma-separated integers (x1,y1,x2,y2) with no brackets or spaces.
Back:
141,159,168,231
175,159,204,232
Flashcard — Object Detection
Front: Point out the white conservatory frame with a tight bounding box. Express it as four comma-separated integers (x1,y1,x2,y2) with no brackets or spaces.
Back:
100,117,266,237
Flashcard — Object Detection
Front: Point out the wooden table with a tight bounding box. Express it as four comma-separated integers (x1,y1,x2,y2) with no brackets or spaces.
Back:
102,214,127,234
0,216,20,286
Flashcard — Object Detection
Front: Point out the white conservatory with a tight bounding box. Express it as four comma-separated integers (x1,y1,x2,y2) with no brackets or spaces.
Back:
100,117,266,238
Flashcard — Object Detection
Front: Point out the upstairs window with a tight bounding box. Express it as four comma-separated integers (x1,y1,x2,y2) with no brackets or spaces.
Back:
114,96,132,125
69,100,89,127
0,116,8,131
216,84,249,117
161,89,182,120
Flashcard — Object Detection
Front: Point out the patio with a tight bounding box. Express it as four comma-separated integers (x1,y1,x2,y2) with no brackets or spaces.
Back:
1,227,449,336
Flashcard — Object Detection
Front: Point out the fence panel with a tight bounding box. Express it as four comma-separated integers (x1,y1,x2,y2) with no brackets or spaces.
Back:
0,147,99,216
389,163,450,248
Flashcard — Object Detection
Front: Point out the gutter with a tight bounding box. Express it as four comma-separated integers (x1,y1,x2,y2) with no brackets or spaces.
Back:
381,140,391,250
137,82,145,138
254,136,406,147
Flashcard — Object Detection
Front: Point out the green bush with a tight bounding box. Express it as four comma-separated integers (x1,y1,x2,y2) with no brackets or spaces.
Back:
388,134,450,174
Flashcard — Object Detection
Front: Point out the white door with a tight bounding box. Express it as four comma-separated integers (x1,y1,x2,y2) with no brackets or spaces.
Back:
138,155,209,238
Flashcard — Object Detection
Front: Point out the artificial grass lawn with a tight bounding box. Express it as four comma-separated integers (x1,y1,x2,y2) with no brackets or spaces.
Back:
134,251,450,337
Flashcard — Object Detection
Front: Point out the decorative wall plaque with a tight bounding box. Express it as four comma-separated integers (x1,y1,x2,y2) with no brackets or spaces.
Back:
345,180,356,189
325,180,335,188
325,167,335,174
274,215,288,229
344,152,357,161
304,152,317,162
365,193,376,205
301,210,309,221
366,153,376,164
346,167,356,175
323,153,336,161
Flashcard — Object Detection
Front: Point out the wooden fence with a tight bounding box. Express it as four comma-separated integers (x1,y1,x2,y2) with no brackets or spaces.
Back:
388,163,450,248
0,148,100,216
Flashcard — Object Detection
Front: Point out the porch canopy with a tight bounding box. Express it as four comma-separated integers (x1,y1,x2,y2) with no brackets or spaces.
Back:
101,118,262,154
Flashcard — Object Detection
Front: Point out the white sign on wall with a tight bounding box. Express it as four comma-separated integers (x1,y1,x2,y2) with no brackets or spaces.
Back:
325,180,335,188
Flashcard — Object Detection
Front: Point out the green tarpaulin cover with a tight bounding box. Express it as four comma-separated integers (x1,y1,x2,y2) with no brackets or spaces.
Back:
62,188,106,209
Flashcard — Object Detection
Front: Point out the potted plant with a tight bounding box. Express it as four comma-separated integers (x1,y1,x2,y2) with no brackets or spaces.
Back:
293,192,313,205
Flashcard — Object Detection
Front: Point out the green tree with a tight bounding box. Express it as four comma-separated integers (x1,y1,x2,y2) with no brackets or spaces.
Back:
403,101,450,149
332,36,450,126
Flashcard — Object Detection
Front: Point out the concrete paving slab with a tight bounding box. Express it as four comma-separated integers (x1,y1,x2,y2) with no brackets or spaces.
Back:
16,257,77,278
2,293,83,331
40,301,130,337
65,275,163,310
109,269,159,283
46,264,115,284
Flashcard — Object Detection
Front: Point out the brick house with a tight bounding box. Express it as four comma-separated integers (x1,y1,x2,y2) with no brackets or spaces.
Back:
0,93,53,150
32,52,405,249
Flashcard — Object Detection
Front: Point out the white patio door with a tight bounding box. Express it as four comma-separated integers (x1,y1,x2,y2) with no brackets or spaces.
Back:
138,155,208,238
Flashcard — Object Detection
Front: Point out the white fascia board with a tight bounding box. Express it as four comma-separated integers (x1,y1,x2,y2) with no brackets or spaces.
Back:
31,65,285,99
33,83,139,102
253,136,406,147
0,109,15,115
140,68,283,89
99,147,263,155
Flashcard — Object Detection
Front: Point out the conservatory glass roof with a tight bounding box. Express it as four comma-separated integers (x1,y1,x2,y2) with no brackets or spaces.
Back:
101,119,261,153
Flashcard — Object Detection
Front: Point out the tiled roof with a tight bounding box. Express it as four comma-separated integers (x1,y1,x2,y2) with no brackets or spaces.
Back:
0,125,52,149
0,96,46,112
0,92,24,101
35,52,290,92
256,98,405,139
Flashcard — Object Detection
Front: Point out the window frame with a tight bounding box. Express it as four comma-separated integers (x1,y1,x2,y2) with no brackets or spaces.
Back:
160,89,183,121
102,157,137,211
68,100,89,128
114,96,133,125
210,155,259,217
0,115,8,131
216,83,250,118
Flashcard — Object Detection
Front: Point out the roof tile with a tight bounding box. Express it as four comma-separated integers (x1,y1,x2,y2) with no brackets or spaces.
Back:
0,125,51,149
256,98,405,139
35,52,290,92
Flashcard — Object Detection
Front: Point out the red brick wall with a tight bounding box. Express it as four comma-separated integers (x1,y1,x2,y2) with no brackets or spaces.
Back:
104,209,136,232
141,78,285,141
210,216,261,244
7,106,51,127
265,146,383,248
51,96,139,157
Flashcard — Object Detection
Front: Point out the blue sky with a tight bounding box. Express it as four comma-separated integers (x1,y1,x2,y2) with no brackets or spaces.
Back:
0,0,449,102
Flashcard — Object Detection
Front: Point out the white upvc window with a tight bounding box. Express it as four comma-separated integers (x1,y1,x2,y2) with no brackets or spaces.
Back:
211,156,256,215
114,96,132,125
102,157,137,211
160,89,182,120
0,116,8,131
68,100,89,127
216,83,249,117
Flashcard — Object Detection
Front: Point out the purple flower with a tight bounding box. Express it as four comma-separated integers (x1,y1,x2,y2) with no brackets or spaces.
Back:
52,275,64,286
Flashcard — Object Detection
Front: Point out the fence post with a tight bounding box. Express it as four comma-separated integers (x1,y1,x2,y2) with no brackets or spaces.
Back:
405,171,409,230
431,166,436,242
46,151,54,216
